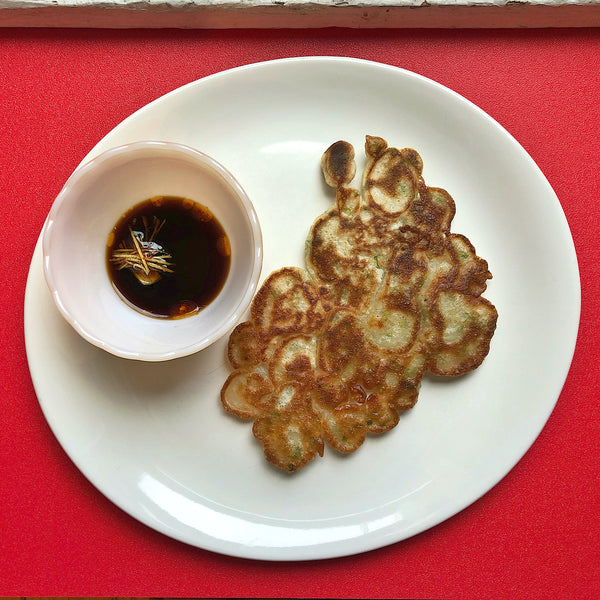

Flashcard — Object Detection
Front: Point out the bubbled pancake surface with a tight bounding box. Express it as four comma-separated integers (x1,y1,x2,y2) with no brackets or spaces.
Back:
221,136,498,473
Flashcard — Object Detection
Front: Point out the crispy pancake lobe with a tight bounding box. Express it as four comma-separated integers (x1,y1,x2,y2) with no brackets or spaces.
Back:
221,136,498,472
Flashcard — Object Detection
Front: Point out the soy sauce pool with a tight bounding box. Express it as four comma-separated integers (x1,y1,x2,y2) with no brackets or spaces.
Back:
107,196,231,319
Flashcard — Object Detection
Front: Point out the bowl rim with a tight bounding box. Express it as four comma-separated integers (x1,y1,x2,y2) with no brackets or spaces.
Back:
42,140,263,361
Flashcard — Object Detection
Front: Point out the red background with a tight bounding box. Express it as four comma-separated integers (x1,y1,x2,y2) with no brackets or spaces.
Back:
1,27,599,599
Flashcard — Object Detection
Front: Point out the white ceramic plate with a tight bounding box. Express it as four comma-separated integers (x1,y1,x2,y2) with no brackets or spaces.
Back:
25,57,580,561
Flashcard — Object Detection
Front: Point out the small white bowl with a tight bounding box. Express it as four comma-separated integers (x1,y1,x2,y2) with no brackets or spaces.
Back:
43,141,263,361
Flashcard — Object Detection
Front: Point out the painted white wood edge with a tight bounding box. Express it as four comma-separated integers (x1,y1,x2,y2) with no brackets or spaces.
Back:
1,0,599,27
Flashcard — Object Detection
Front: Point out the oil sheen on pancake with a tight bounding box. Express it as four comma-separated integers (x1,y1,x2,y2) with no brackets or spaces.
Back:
221,136,498,472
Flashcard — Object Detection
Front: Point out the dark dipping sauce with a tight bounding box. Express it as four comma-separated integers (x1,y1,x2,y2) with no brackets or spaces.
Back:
107,196,231,319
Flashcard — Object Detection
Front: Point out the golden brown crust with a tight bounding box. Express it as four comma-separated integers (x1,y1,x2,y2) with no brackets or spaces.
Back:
221,136,498,472
321,140,356,187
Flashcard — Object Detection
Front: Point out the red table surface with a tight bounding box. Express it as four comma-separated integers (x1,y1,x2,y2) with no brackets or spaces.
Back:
1,26,599,599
